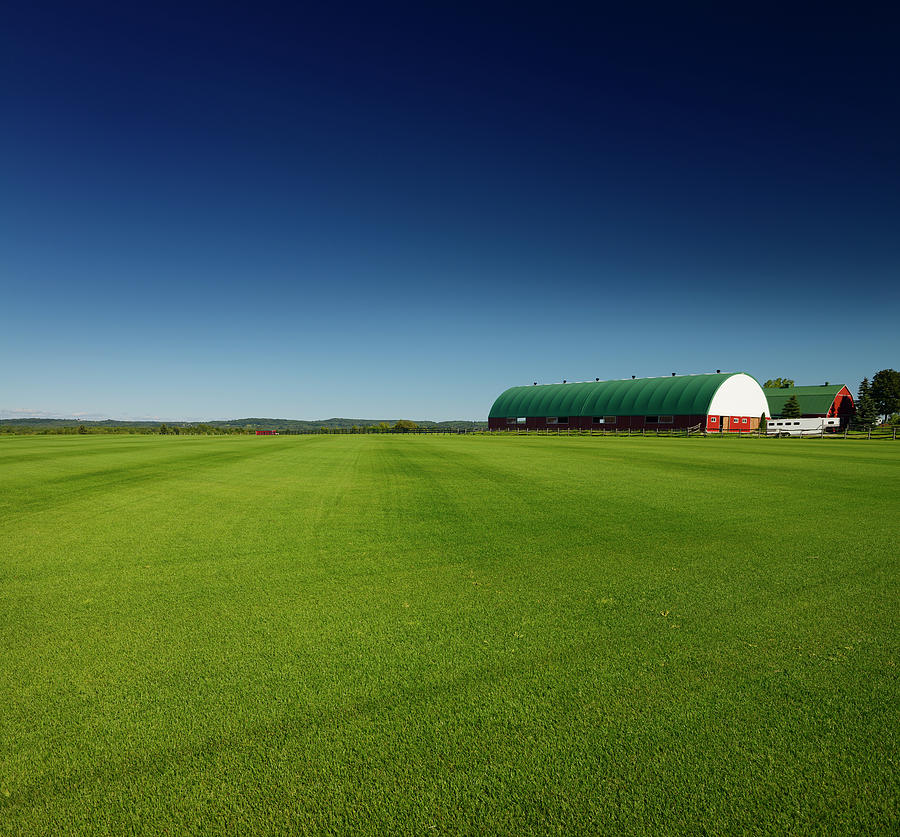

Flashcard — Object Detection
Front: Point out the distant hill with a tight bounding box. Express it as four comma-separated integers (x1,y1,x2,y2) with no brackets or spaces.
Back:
1,417,488,431
1,418,161,428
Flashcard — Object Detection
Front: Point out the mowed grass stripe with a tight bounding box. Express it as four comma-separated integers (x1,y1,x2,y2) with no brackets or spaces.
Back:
0,435,897,835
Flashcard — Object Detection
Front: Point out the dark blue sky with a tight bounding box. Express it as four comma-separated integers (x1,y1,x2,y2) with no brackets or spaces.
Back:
2,3,898,420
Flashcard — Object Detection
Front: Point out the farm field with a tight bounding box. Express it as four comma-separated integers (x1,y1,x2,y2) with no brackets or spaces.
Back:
1,434,897,835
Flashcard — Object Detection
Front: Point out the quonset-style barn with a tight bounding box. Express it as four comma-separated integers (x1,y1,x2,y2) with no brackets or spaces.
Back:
764,385,854,425
488,372,770,432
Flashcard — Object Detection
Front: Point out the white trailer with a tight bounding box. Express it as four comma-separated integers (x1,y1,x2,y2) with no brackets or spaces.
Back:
767,417,841,437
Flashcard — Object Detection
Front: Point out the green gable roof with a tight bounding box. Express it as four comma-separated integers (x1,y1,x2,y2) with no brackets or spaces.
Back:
489,373,737,419
764,385,847,416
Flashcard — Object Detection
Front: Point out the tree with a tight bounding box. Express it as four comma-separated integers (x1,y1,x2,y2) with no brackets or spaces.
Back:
77,424,87,434
159,423,168,435
759,413,767,434
852,378,878,430
393,420,418,432
870,369,900,423
763,378,794,388
781,395,802,418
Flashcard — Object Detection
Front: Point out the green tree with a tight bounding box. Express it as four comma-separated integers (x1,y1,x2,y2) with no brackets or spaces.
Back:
852,378,878,430
77,424,87,434
759,413,767,434
781,395,802,418
393,420,418,432
159,423,168,435
763,378,794,388
870,368,900,423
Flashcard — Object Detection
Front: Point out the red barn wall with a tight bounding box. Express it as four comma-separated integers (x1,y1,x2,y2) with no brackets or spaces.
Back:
488,414,759,431
827,387,854,423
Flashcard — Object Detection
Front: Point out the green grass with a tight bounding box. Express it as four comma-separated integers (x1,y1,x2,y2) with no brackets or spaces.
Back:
1,434,897,835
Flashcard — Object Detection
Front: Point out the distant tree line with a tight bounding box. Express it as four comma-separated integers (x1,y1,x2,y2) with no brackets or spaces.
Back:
1,417,487,435
158,423,248,435
0,423,254,436
308,421,424,434
0,424,160,435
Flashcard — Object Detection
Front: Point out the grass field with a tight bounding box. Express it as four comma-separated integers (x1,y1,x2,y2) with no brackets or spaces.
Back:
1,434,897,835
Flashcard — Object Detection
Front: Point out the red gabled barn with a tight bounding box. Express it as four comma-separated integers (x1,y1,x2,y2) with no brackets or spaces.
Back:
763,385,854,426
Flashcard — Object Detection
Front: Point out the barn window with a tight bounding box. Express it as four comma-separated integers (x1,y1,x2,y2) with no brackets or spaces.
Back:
547,417,558,424
558,416,569,424
507,417,517,423
741,418,748,424
659,416,673,424
645,416,659,423
592,416,603,424
604,416,616,424
709,416,717,423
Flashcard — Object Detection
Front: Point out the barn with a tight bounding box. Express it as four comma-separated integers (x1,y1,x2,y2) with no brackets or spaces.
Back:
764,385,854,426
488,372,770,432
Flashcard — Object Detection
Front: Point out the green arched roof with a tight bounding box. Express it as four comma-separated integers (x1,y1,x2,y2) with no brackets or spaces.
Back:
489,373,739,418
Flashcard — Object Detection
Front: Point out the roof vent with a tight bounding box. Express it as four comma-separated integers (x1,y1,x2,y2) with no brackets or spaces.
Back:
672,372,676,376
595,377,599,382
563,380,567,384
632,375,635,379
533,382,537,386
716,369,721,374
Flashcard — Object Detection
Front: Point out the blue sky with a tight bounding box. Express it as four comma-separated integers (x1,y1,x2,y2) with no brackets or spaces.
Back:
2,3,898,421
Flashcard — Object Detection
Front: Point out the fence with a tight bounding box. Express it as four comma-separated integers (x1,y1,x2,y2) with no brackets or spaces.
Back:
273,425,897,439
475,426,898,440
275,427,484,435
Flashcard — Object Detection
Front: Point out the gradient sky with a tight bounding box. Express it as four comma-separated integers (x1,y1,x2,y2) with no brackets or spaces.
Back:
2,3,898,421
